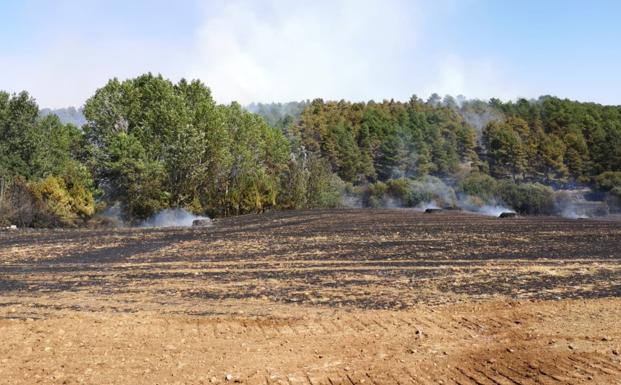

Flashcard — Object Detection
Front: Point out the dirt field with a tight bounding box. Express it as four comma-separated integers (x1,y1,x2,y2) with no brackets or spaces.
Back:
1,209,620,384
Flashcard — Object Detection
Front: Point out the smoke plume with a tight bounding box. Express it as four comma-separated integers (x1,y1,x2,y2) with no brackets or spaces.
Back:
139,208,211,228
555,189,609,219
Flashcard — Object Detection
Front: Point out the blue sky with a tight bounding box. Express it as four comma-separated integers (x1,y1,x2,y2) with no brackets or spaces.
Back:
1,0,619,107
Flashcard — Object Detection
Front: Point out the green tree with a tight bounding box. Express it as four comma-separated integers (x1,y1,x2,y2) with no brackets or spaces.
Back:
483,121,526,180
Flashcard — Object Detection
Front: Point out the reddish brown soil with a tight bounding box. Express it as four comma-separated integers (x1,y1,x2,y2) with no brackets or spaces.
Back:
1,209,620,384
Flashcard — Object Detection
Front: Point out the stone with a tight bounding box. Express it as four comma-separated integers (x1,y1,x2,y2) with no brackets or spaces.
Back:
498,212,517,218
424,208,443,214
192,218,213,227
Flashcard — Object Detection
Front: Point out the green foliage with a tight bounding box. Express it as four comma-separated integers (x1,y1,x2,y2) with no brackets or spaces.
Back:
293,99,476,184
409,176,457,207
365,181,388,208
358,176,457,208
457,172,499,204
30,176,79,227
0,175,94,228
305,155,342,208
595,171,621,198
3,77,621,226
0,91,40,179
0,91,95,227
385,178,412,205
84,74,292,220
288,95,621,186
482,120,526,180
496,181,556,215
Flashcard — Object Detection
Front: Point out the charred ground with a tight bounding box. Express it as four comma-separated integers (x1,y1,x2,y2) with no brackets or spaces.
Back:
1,209,620,311
1,209,620,384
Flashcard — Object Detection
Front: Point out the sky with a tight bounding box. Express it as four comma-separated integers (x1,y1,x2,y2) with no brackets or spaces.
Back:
0,0,620,108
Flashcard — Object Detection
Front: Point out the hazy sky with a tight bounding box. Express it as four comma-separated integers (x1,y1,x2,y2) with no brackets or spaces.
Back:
1,0,620,108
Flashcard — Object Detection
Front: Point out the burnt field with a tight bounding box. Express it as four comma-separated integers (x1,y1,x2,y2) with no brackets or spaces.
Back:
2,209,620,310
1,209,621,384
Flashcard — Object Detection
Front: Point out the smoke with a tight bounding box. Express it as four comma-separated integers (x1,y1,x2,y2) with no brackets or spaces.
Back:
559,206,588,220
460,108,503,139
97,203,126,227
456,195,514,217
383,197,403,208
445,97,504,140
410,176,457,208
466,203,514,217
336,174,616,221
340,193,363,208
139,208,211,228
555,189,609,219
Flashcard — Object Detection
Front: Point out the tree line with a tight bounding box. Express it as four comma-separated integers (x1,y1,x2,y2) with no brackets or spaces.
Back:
284,95,621,185
1,74,620,227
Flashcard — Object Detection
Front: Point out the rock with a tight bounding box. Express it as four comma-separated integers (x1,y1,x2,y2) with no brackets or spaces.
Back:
498,212,517,218
612,349,619,356
424,208,443,214
601,336,612,342
225,374,233,382
192,218,213,227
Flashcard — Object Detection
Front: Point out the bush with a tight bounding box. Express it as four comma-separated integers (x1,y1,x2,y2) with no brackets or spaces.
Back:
306,156,342,208
595,171,621,197
409,176,457,208
457,172,499,203
497,181,555,215
30,176,77,226
386,178,413,206
0,175,95,228
357,176,458,208
0,177,37,227
364,181,388,208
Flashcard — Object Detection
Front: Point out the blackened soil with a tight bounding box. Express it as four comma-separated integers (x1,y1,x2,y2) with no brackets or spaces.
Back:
1,209,620,310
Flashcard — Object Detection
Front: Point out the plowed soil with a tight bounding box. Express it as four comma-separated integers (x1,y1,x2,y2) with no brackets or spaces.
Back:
1,209,620,384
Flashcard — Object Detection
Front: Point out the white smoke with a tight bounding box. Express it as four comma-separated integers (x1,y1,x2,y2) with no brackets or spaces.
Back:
410,176,457,207
139,208,210,228
472,204,514,217
559,207,588,219
555,189,609,219
97,203,126,227
340,193,363,208
457,195,514,217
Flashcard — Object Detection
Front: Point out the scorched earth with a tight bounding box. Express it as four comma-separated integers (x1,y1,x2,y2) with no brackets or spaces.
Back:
0,209,620,384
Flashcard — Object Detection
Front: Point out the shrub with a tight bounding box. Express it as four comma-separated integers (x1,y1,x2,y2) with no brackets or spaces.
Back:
595,171,621,197
0,175,95,228
364,181,388,208
409,176,457,208
497,181,555,215
0,177,37,227
457,172,499,203
386,178,413,206
30,176,78,227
